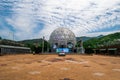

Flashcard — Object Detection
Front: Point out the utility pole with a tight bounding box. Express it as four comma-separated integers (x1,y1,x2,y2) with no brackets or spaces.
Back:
9,32,14,41
13,32,14,41
47,40,49,53
42,36,44,53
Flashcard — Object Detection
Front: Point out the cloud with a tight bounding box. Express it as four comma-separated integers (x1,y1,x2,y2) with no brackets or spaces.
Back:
0,0,120,40
5,0,38,40
83,30,120,37
35,0,120,38
0,27,13,40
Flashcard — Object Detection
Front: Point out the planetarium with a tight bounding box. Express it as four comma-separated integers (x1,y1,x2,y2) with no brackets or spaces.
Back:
49,27,76,52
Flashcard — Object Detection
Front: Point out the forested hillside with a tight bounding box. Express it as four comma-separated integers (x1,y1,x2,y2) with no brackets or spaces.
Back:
83,32,120,48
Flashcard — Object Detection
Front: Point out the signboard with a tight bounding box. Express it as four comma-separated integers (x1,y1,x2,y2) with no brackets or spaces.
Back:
56,48,69,53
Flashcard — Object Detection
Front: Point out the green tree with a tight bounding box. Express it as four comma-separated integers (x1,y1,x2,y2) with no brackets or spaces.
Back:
83,32,120,49
0,36,2,40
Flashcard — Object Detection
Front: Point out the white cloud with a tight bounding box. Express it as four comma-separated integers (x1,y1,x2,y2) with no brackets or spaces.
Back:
6,0,37,40
81,30,120,37
1,0,120,40
0,28,13,40
35,0,120,37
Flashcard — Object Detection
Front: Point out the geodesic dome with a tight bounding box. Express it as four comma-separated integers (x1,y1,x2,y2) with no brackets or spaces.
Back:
49,27,76,48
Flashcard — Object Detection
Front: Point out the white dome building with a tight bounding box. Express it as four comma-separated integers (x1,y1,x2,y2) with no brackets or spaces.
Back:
49,27,76,49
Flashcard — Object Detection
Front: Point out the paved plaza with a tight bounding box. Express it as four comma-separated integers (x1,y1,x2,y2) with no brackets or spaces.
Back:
0,54,120,80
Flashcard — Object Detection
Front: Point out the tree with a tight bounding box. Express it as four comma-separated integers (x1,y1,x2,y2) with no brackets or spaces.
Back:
0,36,2,40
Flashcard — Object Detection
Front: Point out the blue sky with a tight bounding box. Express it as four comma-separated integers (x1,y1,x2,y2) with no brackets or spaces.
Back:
0,0,120,41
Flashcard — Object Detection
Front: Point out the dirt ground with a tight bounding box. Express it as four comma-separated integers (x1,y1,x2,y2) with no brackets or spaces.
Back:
0,54,120,80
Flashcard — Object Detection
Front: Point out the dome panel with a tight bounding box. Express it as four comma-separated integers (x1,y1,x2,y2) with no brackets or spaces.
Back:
49,27,76,48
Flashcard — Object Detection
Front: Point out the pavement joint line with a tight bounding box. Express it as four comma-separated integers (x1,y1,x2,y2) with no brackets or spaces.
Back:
112,69,120,72
93,72,105,76
28,71,41,75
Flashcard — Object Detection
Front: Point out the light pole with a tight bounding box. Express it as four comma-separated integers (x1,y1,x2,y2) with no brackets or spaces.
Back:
45,35,49,53
42,35,50,53
47,40,49,53
9,31,14,41
42,36,44,53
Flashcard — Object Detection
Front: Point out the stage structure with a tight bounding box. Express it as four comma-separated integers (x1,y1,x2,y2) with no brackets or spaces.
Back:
49,27,76,52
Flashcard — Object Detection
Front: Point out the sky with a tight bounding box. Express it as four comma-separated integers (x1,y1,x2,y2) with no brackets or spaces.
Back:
0,0,120,41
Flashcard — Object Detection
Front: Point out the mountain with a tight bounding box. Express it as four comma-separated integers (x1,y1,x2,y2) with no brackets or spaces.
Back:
83,32,120,48
96,35,104,38
76,36,93,42
18,38,44,44
76,35,104,42
0,39,24,46
18,38,49,51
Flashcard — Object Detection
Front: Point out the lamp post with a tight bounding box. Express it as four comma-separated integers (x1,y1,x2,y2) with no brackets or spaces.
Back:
42,36,45,53
47,41,49,53
42,35,50,53
9,31,14,41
